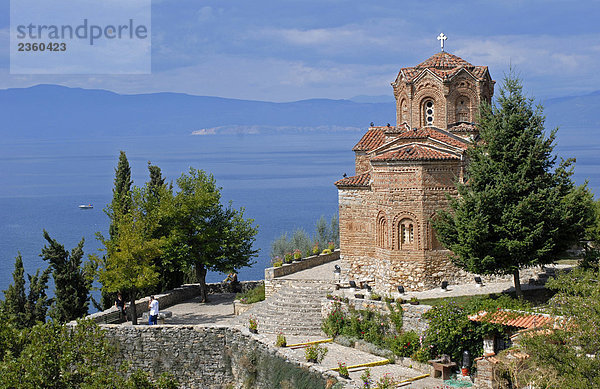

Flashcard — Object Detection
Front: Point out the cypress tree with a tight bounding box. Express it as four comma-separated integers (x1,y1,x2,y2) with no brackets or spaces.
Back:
433,74,594,297
108,151,133,239
41,230,91,323
1,254,27,326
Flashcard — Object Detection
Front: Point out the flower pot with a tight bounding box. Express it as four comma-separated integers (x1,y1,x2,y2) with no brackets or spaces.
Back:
307,358,317,363
372,296,381,301
339,373,349,379
355,294,364,299
409,301,420,305
249,328,258,334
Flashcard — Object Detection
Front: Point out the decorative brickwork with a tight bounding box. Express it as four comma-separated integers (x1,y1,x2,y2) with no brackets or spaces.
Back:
336,51,495,293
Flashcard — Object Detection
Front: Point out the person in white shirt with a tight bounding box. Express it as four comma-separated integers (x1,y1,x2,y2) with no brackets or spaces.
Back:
148,295,159,325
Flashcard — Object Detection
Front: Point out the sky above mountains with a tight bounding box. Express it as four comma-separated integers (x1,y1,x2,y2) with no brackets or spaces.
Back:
0,0,599,102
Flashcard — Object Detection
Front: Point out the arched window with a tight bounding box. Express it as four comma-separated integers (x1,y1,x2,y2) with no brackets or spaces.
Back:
376,215,388,248
398,218,415,249
456,96,470,122
423,99,434,126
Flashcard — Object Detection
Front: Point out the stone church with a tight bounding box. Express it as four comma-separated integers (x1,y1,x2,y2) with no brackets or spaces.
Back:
335,46,495,292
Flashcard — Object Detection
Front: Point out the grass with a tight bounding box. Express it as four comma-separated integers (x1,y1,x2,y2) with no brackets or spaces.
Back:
236,283,265,304
419,287,556,307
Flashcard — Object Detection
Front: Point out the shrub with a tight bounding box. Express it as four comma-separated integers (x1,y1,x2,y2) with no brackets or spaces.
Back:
236,284,265,304
322,303,347,337
388,331,419,358
304,343,328,363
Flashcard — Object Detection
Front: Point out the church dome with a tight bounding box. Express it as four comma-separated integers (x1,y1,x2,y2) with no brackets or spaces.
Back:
416,52,474,70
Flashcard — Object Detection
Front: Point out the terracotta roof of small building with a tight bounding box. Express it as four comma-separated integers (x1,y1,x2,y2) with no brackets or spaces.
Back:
393,127,468,149
371,144,460,162
469,310,555,329
334,172,371,187
353,128,387,152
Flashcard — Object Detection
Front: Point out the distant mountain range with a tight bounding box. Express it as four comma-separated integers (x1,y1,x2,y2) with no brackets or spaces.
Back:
0,84,598,140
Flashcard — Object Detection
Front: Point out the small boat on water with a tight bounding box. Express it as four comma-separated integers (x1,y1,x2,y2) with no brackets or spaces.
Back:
79,204,93,209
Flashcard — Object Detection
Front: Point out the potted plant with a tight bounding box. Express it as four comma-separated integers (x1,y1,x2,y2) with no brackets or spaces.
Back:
328,241,335,251
276,332,287,347
354,293,364,299
304,343,328,363
293,249,302,261
321,248,332,255
312,243,319,255
409,297,420,305
248,316,258,333
338,362,349,379
370,293,381,301
284,252,293,264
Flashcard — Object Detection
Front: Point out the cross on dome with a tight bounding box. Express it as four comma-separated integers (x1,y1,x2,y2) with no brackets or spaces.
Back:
437,33,447,52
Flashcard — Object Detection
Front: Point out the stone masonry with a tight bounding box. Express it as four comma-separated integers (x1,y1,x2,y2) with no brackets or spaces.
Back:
335,50,496,293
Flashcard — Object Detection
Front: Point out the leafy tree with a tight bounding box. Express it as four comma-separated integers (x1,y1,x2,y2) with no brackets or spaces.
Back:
41,231,92,323
434,75,594,296
163,168,258,302
1,254,50,328
95,194,163,325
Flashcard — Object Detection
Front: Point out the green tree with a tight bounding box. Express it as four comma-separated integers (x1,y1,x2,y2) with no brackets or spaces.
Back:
1,254,51,328
1,254,27,326
108,151,133,239
148,161,166,196
41,231,92,323
433,75,594,296
163,168,258,302
96,189,163,325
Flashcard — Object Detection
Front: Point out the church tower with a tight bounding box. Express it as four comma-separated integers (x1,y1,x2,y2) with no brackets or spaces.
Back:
335,36,495,292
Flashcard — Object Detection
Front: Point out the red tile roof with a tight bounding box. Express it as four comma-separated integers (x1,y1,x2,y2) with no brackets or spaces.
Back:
449,123,479,133
393,128,468,150
417,52,473,69
396,52,489,83
353,128,387,152
469,310,555,329
371,144,460,162
334,172,371,187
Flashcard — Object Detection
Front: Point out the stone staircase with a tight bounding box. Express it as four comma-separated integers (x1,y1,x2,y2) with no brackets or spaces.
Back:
235,279,334,336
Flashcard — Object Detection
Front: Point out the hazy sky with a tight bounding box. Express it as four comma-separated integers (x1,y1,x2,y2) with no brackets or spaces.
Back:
1,0,599,101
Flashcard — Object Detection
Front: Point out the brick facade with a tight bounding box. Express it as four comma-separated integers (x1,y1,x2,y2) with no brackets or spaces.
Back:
336,51,495,292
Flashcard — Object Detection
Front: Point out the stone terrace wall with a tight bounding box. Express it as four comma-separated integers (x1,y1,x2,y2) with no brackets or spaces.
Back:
87,281,262,324
264,250,339,297
102,324,334,389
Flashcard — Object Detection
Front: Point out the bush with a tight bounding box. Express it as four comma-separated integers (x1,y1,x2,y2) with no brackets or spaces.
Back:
388,331,419,357
236,284,265,304
322,303,347,337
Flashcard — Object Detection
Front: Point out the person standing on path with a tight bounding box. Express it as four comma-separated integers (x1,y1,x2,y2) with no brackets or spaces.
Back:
148,295,159,325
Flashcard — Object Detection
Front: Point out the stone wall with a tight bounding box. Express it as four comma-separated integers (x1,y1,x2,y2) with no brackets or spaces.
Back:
264,250,339,297
86,281,262,324
101,324,335,389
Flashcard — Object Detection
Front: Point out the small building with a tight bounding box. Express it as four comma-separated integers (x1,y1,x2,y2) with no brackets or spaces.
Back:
335,42,495,292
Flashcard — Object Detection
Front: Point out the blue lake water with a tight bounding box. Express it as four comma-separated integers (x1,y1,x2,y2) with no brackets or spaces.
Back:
0,130,598,309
